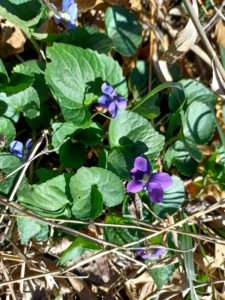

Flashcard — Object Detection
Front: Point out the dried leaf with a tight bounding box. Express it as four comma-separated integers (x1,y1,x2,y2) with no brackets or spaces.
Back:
215,20,225,48
163,0,198,62
130,0,142,11
0,17,26,58
77,0,100,12
125,272,156,300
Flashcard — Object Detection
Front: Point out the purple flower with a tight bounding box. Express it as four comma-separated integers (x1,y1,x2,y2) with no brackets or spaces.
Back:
127,156,172,203
98,83,127,118
54,0,77,29
136,247,166,261
9,139,32,161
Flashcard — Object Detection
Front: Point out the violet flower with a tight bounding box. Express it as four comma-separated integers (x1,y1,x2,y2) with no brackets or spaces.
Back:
54,0,78,29
127,156,172,203
98,82,127,118
136,247,166,261
9,139,32,161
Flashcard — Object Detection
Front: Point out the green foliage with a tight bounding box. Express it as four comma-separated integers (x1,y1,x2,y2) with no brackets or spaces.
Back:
59,237,102,265
164,141,198,176
104,215,141,245
150,264,177,289
48,27,113,54
17,175,71,217
0,153,21,194
17,216,49,245
70,167,125,219
0,87,40,122
45,43,127,124
0,117,16,148
151,175,185,217
105,5,142,57
109,110,165,160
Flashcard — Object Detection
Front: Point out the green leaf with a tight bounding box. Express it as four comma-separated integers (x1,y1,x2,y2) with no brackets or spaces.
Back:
17,216,49,245
48,27,113,54
107,147,133,179
109,111,164,161
51,121,102,150
59,141,87,168
105,5,142,57
0,73,34,96
183,101,216,145
220,46,225,68
0,59,9,84
51,122,79,149
70,167,125,220
74,123,103,146
150,264,177,289
0,1,44,38
180,79,217,106
168,86,185,112
129,60,148,98
179,224,198,300
132,82,182,112
13,59,44,76
0,153,21,195
8,0,32,4
0,87,40,122
17,175,71,218
59,237,101,265
164,141,198,177
0,117,16,148
152,175,185,217
104,215,141,245
45,43,127,124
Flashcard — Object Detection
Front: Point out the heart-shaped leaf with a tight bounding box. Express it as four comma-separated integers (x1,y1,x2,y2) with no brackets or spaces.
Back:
109,110,164,161
70,167,125,220
45,43,127,124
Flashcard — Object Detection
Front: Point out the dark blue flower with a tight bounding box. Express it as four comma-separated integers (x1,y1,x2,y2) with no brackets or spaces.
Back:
54,0,77,29
127,156,172,203
9,139,32,161
98,82,127,118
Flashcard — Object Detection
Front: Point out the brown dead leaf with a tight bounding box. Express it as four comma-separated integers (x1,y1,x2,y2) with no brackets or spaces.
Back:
215,20,225,48
130,0,142,11
0,17,26,58
163,0,198,62
77,0,101,12
213,244,225,269
125,272,156,300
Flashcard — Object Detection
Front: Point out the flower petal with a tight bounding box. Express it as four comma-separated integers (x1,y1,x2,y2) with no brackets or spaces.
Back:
116,96,127,110
108,101,117,118
148,181,164,203
62,0,77,29
9,140,24,159
98,95,111,107
62,0,75,12
133,156,150,173
127,180,144,193
136,249,151,260
25,138,32,150
150,172,172,190
101,82,116,98
150,247,166,258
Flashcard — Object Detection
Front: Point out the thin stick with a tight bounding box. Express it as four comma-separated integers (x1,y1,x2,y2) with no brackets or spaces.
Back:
0,198,116,248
